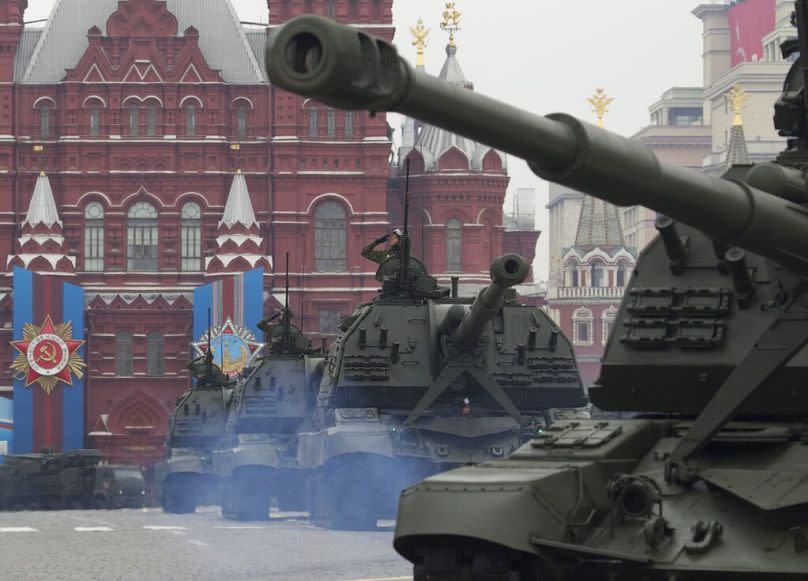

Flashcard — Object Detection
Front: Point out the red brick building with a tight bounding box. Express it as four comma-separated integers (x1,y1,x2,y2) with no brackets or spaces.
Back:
0,0,520,466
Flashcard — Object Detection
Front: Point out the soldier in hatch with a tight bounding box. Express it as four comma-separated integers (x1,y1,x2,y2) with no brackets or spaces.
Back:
361,228,403,264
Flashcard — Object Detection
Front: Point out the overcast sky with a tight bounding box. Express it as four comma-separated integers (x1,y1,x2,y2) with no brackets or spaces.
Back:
24,0,708,281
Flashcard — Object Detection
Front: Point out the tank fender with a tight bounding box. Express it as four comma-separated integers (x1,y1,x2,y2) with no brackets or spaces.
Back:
297,424,394,468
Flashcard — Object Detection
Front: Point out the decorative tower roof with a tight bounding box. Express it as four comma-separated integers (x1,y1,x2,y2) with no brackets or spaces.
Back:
207,171,271,275
7,171,75,273
23,171,62,229
219,170,257,229
410,3,504,173
724,83,751,172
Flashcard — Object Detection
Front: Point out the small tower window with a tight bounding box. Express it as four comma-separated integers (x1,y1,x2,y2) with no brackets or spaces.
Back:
591,261,605,288
128,105,139,136
146,331,164,376
327,109,336,137
572,307,593,346
308,107,318,137
446,218,462,273
327,0,336,19
181,202,201,272
89,105,100,137
84,202,105,272
237,105,247,139
39,104,52,138
147,104,158,137
344,112,354,137
115,332,133,376
616,262,628,287
186,104,197,136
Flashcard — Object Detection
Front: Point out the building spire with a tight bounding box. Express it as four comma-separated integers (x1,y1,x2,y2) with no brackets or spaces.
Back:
220,170,257,229
23,171,62,228
411,17,430,68
587,88,614,129
440,2,461,48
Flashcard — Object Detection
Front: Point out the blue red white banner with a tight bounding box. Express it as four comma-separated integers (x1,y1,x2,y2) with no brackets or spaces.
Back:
10,267,86,453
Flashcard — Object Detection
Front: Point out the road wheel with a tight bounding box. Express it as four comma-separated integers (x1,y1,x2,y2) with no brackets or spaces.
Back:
226,468,270,521
311,459,377,531
162,476,195,514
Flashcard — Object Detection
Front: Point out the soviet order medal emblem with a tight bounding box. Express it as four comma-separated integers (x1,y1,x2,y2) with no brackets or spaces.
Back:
10,315,86,394
192,317,264,378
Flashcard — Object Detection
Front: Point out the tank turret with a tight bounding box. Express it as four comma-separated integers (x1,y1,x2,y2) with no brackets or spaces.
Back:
268,6,808,579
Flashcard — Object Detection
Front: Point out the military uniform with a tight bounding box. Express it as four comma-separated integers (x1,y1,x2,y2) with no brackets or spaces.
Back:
361,231,401,264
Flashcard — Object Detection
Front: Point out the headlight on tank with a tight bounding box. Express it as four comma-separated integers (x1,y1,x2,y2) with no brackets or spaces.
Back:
118,490,123,495
141,490,146,495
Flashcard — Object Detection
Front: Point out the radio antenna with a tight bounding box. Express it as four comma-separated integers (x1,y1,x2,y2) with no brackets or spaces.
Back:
399,158,411,289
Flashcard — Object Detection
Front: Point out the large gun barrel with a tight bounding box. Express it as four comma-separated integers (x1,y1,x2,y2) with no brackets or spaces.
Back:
453,254,529,351
267,16,808,271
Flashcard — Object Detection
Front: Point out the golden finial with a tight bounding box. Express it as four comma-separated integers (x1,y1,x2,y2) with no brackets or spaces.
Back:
33,144,43,153
726,83,750,127
440,2,461,48
410,17,431,67
39,170,45,177
587,88,614,128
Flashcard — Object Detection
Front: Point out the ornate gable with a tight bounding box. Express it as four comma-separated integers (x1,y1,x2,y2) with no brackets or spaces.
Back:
63,1,222,84
106,0,178,39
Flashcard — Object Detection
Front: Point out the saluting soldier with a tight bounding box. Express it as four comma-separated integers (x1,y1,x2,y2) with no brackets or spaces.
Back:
361,228,403,264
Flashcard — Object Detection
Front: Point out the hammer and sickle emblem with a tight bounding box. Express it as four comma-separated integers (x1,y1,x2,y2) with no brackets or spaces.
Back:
37,343,57,364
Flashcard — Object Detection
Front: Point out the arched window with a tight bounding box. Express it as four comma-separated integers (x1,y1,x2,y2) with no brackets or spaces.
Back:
572,307,593,346
446,218,462,273
146,331,164,376
308,107,318,137
84,202,104,272
601,306,618,346
616,261,628,287
314,200,346,272
89,105,100,137
146,104,158,137
327,108,336,136
127,202,158,271
186,104,197,136
115,332,133,376
128,105,139,136
236,105,247,139
591,261,605,288
181,201,201,271
344,111,354,137
566,262,579,287
39,104,52,138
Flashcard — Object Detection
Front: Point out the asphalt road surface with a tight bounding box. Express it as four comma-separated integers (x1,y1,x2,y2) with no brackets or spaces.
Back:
0,507,413,581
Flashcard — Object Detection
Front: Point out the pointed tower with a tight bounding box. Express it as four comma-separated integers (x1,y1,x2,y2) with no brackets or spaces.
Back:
395,3,510,283
724,84,751,172
547,90,635,387
7,172,75,273
206,171,271,274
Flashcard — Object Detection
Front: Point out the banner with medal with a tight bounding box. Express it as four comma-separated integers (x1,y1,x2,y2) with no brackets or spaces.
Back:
10,267,86,453
192,269,265,379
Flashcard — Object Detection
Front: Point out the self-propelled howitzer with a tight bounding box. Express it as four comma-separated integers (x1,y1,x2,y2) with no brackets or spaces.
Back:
299,252,586,530
155,358,235,514
269,10,808,579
